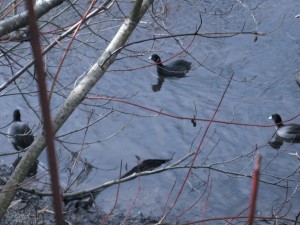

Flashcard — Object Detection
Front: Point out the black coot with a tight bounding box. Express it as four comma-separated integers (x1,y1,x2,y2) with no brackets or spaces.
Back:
269,114,300,140
121,157,170,179
149,54,191,77
7,109,34,151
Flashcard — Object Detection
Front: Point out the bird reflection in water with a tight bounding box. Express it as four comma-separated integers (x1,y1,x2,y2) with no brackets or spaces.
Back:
268,134,300,150
152,76,165,92
151,75,190,92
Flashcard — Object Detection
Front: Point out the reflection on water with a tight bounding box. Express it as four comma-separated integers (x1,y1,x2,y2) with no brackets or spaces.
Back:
151,75,190,92
152,76,165,92
268,134,300,150
0,0,299,221
296,71,300,86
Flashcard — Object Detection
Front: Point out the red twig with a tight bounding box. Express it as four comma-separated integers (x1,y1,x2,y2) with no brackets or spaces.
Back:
48,0,105,100
248,154,262,225
225,206,249,225
176,215,297,225
121,173,141,225
107,15,198,73
100,160,123,225
159,72,234,223
0,0,24,20
166,171,212,224
201,175,213,225
162,179,177,216
273,180,289,217
25,1,63,224
86,96,300,128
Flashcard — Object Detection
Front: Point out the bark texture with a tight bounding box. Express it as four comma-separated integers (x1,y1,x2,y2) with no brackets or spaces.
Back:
0,0,153,219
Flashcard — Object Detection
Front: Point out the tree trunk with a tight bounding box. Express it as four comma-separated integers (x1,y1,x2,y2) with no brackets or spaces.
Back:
0,0,65,37
0,0,153,219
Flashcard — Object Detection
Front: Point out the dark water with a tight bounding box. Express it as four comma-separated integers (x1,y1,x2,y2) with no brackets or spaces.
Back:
1,0,300,223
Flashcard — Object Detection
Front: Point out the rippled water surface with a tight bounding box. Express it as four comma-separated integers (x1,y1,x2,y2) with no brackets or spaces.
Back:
1,0,300,223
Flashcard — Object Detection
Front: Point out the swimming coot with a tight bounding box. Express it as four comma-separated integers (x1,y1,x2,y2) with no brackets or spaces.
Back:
269,114,300,140
7,109,34,151
149,54,191,77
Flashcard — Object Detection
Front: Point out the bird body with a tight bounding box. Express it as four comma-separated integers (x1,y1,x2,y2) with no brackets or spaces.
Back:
269,114,300,140
8,109,34,151
121,158,170,179
149,54,191,77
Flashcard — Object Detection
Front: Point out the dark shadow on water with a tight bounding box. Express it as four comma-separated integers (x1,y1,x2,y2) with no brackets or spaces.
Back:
13,156,38,177
152,75,188,92
268,134,300,150
152,76,165,92
296,71,300,86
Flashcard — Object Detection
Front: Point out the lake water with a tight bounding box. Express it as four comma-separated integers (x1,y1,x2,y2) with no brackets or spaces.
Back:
0,0,299,223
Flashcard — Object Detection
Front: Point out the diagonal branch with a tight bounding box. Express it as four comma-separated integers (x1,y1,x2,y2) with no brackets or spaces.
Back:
0,0,65,37
0,0,154,219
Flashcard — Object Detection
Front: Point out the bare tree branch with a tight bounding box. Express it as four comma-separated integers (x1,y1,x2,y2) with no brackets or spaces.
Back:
0,0,154,218
0,0,65,38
